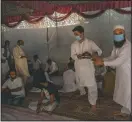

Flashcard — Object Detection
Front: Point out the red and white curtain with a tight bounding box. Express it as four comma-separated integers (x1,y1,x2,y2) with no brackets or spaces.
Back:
2,1,132,28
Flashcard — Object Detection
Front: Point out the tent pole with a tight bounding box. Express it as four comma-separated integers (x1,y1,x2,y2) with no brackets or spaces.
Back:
47,27,49,59
55,12,59,47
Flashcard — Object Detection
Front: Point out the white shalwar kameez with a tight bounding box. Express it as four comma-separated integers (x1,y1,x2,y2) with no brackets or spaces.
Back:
45,61,58,74
104,40,131,115
63,69,77,92
71,38,102,105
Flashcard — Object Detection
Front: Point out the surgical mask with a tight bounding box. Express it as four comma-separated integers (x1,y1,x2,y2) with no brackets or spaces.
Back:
114,34,124,42
75,36,81,41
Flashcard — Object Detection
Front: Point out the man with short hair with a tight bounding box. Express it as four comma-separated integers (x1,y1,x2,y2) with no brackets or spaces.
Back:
2,70,25,106
71,25,102,113
32,55,47,87
45,59,59,76
33,55,42,71
36,81,60,114
13,40,30,85
62,63,77,93
94,25,131,117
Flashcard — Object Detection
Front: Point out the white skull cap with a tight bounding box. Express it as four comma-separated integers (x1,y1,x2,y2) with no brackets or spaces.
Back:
113,25,125,31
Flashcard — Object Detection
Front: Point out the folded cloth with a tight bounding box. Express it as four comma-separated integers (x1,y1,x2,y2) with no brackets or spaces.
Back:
28,99,49,111
28,99,58,112
29,87,41,93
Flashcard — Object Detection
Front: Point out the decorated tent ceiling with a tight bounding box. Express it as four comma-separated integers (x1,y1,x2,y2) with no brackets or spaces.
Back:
1,1,132,28
2,1,100,16
2,1,131,16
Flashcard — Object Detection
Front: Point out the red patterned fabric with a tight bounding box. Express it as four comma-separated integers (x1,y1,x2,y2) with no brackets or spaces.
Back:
12,1,131,12
2,1,132,27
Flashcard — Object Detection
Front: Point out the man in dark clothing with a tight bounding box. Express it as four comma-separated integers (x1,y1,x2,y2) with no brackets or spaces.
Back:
3,40,14,70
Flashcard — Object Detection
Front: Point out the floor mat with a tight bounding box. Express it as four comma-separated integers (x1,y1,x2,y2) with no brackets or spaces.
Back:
2,92,130,121
1,105,76,120
26,92,130,120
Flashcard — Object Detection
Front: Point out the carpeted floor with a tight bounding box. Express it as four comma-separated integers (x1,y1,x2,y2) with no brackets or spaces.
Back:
24,91,130,121
1,104,76,121
1,88,131,121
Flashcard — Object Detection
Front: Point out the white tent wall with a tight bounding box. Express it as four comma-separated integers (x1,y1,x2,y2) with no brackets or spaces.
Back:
2,10,131,71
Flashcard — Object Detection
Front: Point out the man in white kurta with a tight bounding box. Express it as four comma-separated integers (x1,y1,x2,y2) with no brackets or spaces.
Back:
71,26,102,113
45,59,59,76
62,63,77,93
94,25,131,116
13,40,30,85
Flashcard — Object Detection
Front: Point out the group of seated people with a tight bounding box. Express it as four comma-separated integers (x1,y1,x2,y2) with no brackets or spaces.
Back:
1,69,60,113
1,50,107,114
29,55,59,86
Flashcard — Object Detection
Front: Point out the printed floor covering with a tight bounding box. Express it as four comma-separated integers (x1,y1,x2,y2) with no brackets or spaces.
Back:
1,91,131,121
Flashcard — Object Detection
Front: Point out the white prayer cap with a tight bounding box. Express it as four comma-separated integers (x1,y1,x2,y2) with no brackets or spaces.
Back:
113,25,125,31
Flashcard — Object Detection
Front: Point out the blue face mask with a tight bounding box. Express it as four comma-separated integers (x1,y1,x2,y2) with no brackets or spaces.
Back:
114,34,124,42
76,36,81,41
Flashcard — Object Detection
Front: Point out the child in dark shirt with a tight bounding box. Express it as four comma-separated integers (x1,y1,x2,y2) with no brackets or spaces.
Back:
36,81,60,114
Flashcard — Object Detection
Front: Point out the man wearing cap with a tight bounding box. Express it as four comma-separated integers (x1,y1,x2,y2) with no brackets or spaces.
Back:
94,25,131,117
13,40,30,85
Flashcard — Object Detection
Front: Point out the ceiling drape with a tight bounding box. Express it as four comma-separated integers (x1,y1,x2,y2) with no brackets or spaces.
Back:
2,1,132,28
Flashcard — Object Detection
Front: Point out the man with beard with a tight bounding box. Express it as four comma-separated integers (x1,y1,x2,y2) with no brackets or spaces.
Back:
2,70,25,106
94,25,131,117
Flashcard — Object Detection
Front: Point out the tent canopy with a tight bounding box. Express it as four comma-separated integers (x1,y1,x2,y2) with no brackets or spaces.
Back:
1,1,131,71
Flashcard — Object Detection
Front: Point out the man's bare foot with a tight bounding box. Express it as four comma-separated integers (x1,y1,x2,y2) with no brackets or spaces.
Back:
91,105,96,113
88,105,96,116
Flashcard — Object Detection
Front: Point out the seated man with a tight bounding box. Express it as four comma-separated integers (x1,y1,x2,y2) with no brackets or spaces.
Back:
33,55,42,71
62,63,77,92
1,70,25,106
36,81,60,114
32,55,52,86
45,59,59,76
32,55,42,86
27,59,33,75
92,52,106,96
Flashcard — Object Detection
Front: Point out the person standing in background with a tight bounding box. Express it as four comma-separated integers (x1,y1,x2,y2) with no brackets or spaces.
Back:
13,40,30,85
2,40,14,70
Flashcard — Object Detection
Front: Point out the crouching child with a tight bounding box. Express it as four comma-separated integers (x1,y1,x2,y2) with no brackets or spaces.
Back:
36,81,60,114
